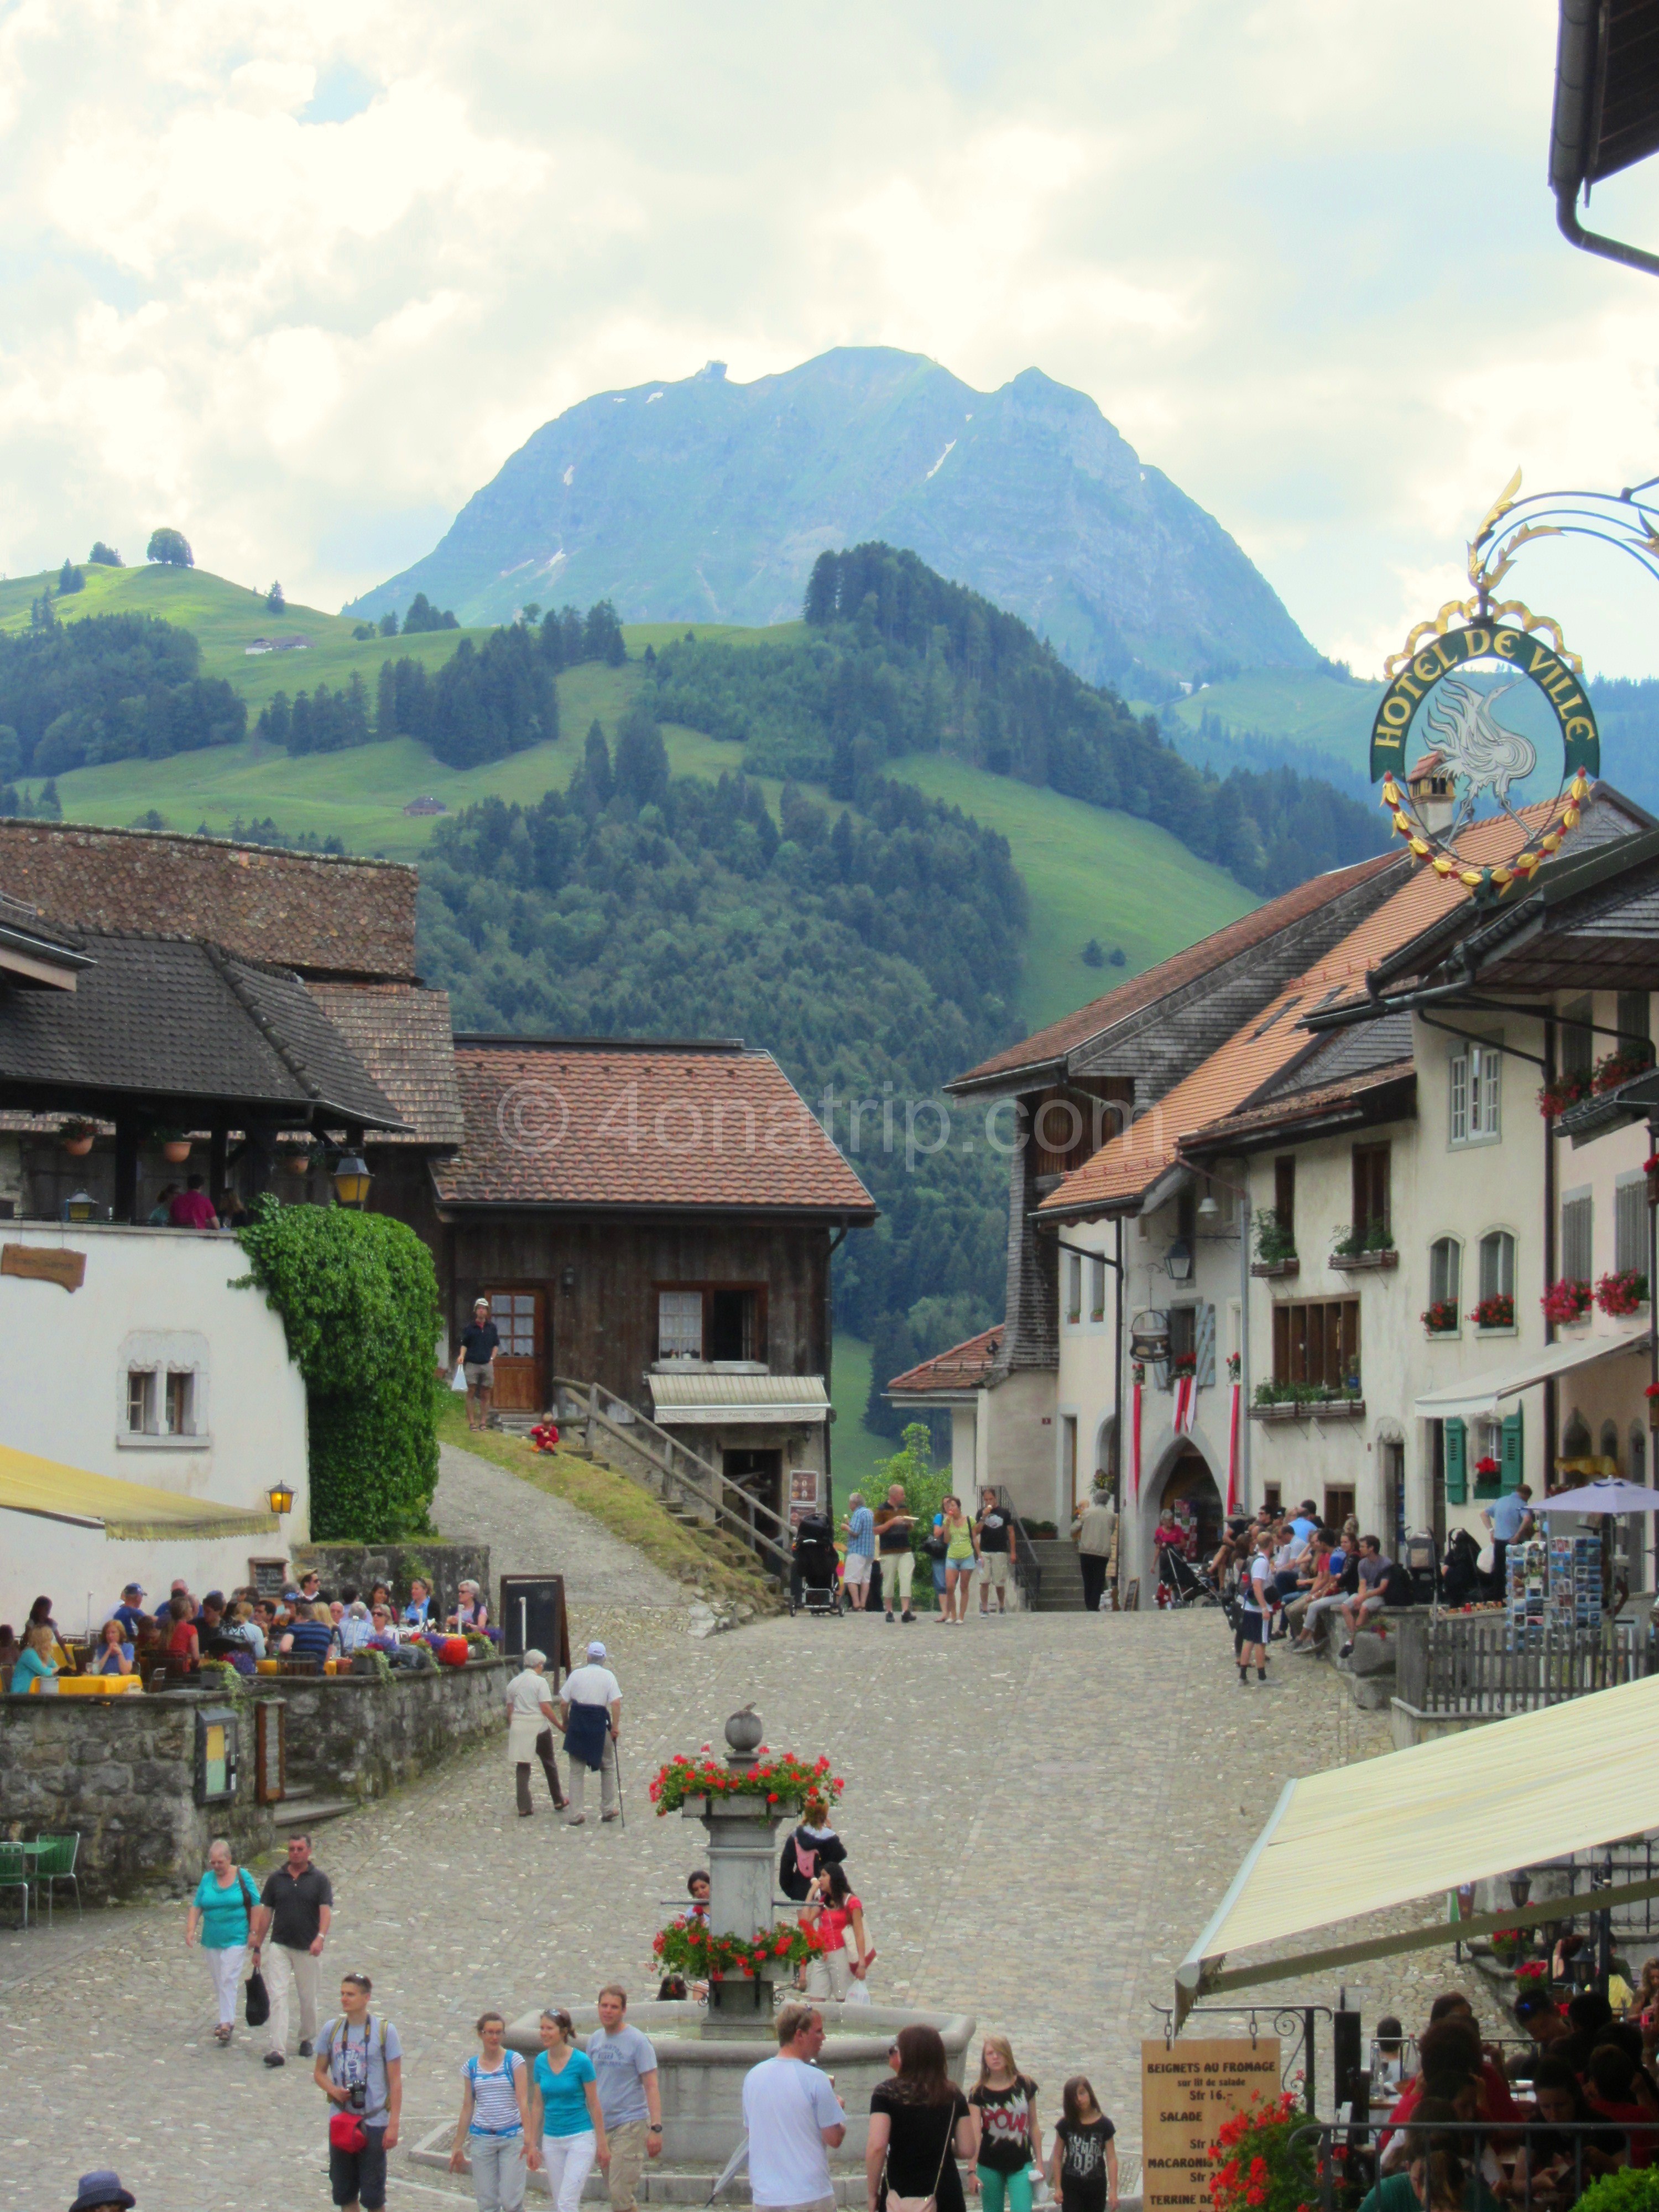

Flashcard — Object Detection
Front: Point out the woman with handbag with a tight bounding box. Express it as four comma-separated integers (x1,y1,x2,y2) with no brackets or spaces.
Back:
185,1836,259,2047
804,1864,872,2002
868,2023,977,2212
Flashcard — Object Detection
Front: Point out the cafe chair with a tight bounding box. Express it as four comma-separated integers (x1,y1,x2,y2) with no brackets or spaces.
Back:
33,1833,81,1923
0,1840,32,1928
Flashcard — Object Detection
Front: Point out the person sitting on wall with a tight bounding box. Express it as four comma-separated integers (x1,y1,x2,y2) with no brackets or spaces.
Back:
168,1174,220,1230
447,1579,490,1634
364,1604,400,1653
403,1578,437,1628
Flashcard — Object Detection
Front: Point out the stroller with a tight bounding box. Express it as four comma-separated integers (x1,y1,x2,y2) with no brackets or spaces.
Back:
790,1514,841,1617
1156,1544,1223,1609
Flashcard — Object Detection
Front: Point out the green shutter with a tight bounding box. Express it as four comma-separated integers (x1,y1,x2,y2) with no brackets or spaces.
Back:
1501,1407,1524,1493
1444,1416,1468,1505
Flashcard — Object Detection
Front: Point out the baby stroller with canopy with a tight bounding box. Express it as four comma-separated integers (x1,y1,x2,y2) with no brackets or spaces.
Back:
1156,1544,1223,1609
790,1513,842,1616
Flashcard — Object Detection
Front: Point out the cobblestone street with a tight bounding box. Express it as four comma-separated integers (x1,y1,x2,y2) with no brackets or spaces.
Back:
2,1602,1510,2211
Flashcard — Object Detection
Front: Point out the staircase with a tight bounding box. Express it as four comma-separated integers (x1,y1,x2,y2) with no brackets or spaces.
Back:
1029,1539,1087,1611
273,1750,354,1830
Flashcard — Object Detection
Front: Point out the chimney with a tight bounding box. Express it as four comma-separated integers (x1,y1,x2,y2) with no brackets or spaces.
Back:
1407,750,1456,839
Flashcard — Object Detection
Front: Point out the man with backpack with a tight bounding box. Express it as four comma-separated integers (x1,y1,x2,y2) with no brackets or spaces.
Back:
314,1971,401,2212
1337,1536,1409,1655
778,1793,847,1902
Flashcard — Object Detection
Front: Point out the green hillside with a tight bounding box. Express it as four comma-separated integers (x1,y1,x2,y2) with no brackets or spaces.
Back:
1165,667,1381,766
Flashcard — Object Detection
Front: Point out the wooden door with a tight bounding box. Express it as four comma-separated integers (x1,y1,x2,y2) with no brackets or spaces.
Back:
482,1288,545,1412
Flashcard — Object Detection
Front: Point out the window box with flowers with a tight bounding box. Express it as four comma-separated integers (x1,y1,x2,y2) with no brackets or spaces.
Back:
1471,1293,1516,1334
1594,1042,1656,1093
1331,1221,1398,1270
1595,1269,1650,1318
1538,1070,1594,1119
1473,1453,1503,1500
1422,1299,1459,1337
1541,1277,1593,1327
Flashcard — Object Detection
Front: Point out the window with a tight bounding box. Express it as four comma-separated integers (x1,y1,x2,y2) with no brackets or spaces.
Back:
1323,1485,1355,1530
1352,1143,1391,1238
1618,989,1651,1051
1167,1303,1197,1379
1274,1157,1296,1244
1450,1041,1501,1145
126,1369,155,1434
125,1366,195,1437
1066,1252,1082,1325
1479,1230,1515,1302
708,1289,759,1361
165,1371,194,1436
1616,1175,1647,1277
657,1290,704,1360
1561,1190,1593,1284
1562,995,1594,1077
1089,1255,1107,1323
1429,1237,1460,1307
1271,1297,1361,1389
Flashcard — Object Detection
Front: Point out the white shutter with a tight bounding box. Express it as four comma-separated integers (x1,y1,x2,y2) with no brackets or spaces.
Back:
1449,1048,1469,1144
1196,1301,1217,1387
1616,1178,1647,1277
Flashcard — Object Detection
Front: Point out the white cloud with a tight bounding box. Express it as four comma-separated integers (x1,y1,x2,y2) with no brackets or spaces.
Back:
3,0,1659,675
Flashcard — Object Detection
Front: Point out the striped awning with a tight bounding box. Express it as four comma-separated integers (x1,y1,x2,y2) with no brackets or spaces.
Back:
646,1373,831,1427
0,1441,280,1540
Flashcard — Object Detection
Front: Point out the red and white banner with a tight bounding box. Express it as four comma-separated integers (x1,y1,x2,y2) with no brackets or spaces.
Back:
1226,1383,1242,1513
1130,1380,1143,1506
1172,1374,1200,1436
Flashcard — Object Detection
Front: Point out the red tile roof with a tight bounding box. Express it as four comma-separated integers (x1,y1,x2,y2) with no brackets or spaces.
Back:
432,1040,879,1215
947,852,1401,1091
885,1325,1004,1396
1182,1060,1417,1146
0,822,418,982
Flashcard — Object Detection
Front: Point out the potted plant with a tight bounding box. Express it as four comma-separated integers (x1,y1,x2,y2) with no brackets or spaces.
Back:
58,1117,96,1157
1251,1208,1298,1275
156,1127,192,1165
1537,1070,1595,1118
1422,1298,1459,1335
1205,2090,1319,2212
1541,1277,1593,1326
1333,1220,1397,1267
1474,1453,1503,1494
1596,1269,1650,1317
284,1146,314,1177
1594,1042,1656,1094
1471,1293,1515,1330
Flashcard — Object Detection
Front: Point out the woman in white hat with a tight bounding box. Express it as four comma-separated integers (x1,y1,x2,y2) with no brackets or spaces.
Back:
505,1648,567,1817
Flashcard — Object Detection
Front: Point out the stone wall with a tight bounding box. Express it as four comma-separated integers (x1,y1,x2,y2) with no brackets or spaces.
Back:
0,1657,508,1902
291,1541,489,1620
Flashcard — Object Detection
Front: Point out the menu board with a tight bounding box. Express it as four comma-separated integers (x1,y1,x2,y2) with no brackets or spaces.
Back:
1141,2038,1282,2212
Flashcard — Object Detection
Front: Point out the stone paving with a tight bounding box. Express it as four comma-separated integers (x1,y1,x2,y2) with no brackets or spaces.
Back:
2,1580,1517,2210
431,1441,685,1608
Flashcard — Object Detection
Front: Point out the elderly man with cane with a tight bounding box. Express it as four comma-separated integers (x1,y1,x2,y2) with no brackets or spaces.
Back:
507,1647,567,1818
561,1639,623,1827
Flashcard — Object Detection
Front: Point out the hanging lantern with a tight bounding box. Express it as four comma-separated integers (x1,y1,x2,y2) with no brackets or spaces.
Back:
1129,1309,1171,1363
266,1479,295,1516
332,1152,372,1208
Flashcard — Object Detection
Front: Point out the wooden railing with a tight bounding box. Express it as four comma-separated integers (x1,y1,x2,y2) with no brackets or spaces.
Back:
995,1485,1042,1611
550,1376,793,1579
1395,1614,1651,1718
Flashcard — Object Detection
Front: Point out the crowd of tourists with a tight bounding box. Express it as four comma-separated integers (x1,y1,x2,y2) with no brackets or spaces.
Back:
2,1572,493,1690
827,1484,1023,1624
1204,1500,1414,1682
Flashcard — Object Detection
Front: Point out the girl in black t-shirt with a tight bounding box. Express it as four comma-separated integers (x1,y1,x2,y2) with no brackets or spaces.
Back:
868,2025,977,2212
970,2034,1041,2212
1050,2077,1117,2212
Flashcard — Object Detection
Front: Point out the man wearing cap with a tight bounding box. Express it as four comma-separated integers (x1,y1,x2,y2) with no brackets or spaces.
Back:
560,1640,622,1825
108,1583,149,1637
507,1647,567,1816
461,1296,501,1432
67,2173,135,2212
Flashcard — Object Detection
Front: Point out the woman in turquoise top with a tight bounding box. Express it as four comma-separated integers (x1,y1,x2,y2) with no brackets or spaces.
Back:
185,1837,258,2044
529,2008,607,2212
9,1624,59,1693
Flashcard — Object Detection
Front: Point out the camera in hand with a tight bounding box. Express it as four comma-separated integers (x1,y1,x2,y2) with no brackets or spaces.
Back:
348,2084,367,2113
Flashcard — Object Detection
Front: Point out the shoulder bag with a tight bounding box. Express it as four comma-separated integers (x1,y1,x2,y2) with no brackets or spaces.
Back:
883,2096,959,2212
325,2016,377,2153
239,1872,270,2027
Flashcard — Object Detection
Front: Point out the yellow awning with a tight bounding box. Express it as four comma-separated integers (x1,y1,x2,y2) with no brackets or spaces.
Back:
1178,1671,1659,2019
0,1442,279,1541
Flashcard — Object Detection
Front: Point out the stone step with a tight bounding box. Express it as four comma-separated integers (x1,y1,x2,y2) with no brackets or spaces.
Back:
274,1795,353,1828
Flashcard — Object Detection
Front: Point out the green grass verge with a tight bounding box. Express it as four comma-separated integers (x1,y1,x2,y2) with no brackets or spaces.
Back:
828,1333,901,1498
434,1396,780,1610
1165,669,1380,770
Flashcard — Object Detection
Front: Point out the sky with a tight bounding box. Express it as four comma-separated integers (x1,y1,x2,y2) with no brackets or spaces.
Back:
5,0,1659,679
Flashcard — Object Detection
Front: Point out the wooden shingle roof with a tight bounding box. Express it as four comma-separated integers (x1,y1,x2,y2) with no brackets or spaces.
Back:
306,983,464,1148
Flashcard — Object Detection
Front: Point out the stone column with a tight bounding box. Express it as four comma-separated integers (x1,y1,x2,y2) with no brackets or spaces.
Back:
684,1707,789,2023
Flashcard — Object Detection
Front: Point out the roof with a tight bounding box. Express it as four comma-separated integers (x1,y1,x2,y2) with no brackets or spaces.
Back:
1041,805,1571,1218
0,821,419,982
432,1039,879,1215
646,1373,831,1425
0,1439,279,1539
885,1324,1005,1397
1183,1058,1416,1150
0,932,408,1128
1178,1668,1659,2017
947,853,1401,1093
306,983,464,1148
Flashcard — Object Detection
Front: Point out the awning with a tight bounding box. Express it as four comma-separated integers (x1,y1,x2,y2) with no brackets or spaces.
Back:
646,1374,831,1427
1177,1670,1659,2021
0,1442,280,1540
1412,1327,1651,1422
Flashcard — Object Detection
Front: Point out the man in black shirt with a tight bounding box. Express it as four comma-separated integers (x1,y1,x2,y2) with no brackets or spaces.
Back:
977,1488,1012,1616
250,1833,333,2068
461,1297,501,1432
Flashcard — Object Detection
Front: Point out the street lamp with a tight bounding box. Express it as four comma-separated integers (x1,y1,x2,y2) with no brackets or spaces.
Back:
1166,1238,1194,1282
1197,1192,1220,1221
63,1190,97,1223
1509,1871,1533,1909
332,1152,372,1208
266,1479,295,1517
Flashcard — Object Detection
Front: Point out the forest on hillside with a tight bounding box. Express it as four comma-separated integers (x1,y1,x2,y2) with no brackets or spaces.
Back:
0,611,246,774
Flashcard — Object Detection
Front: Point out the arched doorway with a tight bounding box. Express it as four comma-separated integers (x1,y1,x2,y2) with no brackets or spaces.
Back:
1095,1415,1118,1505
1152,1444,1224,1562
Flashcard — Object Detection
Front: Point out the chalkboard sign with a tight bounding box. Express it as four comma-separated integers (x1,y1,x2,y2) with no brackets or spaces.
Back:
255,1699,285,1805
499,1575,570,1686
249,1558,289,1599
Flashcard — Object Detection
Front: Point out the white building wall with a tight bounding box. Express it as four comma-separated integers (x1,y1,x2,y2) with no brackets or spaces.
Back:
0,1223,310,1632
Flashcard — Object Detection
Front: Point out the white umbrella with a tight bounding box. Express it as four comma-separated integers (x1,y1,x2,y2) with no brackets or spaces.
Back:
1536,1478,1659,1514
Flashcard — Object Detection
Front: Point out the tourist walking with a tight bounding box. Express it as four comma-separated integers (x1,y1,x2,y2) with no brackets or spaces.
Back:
841,1493,876,1612
529,2007,606,2212
940,1496,977,1624
975,1489,1013,1616
744,2003,846,2212
877,1485,917,1623
314,1971,401,2212
1071,1488,1117,1613
779,1792,848,1902
561,1640,623,1825
1235,1532,1274,1685
506,1647,567,1817
868,2022,976,2212
971,2036,1042,2212
588,1985,661,2211
185,1837,259,2046
463,1296,501,1431
804,1864,871,2001
1049,2078,1117,2212
451,2009,538,2211
249,1832,333,2067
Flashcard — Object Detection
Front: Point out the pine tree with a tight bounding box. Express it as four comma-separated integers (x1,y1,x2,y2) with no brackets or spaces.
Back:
804,550,839,625
582,720,612,804
613,697,667,808
375,661,397,738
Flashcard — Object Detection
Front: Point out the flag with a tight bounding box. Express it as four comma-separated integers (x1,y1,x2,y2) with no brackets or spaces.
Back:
1226,1382,1241,1513
1172,1374,1196,1436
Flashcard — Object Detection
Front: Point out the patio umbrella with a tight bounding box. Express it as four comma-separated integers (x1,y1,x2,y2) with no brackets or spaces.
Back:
1536,1478,1659,1514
